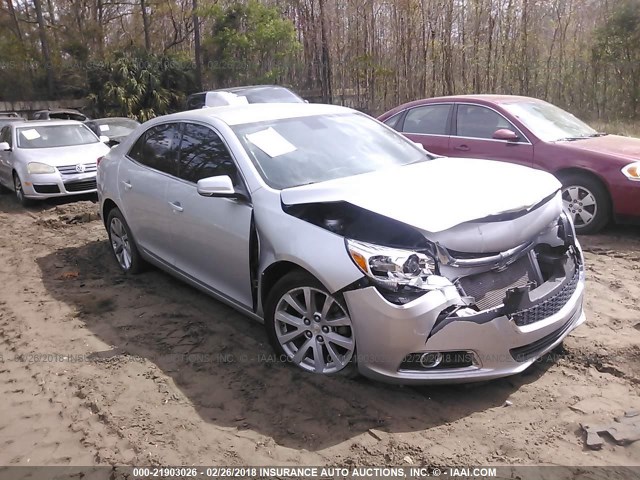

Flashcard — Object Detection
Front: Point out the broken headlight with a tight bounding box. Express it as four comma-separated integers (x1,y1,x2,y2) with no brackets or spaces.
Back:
346,239,438,292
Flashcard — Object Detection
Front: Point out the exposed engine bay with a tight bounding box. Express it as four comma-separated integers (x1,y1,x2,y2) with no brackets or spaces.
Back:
284,196,582,326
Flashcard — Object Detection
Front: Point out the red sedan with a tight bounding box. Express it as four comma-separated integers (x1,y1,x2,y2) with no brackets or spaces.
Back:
379,95,640,233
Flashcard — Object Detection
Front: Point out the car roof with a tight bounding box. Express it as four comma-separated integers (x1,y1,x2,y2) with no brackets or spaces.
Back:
160,103,354,126
88,117,139,122
190,85,292,96
9,119,86,128
423,94,544,104
35,108,84,114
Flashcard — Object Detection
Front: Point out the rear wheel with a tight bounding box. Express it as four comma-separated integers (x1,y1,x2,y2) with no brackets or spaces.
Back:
558,172,610,234
265,271,358,377
107,207,144,274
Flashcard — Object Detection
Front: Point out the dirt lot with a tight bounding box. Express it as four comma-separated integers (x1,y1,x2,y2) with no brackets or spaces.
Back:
0,193,639,468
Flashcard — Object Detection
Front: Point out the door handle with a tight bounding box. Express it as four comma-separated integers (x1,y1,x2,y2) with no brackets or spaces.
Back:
121,180,132,190
168,201,184,213
454,145,470,151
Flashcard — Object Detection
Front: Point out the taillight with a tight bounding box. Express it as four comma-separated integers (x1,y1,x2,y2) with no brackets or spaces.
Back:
97,156,104,167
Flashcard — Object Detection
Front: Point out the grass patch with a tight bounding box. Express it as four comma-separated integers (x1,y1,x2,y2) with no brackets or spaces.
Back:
590,121,640,137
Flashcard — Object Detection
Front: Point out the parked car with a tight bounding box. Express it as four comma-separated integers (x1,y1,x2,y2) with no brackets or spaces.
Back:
85,117,141,147
97,103,585,384
0,112,22,119
0,120,110,205
0,116,26,130
32,109,89,122
186,85,305,110
379,95,640,234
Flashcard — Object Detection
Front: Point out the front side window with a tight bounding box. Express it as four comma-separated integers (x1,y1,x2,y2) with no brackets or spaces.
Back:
128,123,181,176
456,105,516,140
0,127,11,147
16,124,99,149
177,123,238,184
403,104,452,135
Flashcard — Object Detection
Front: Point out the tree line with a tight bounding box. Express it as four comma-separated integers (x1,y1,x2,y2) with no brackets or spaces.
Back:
0,0,638,120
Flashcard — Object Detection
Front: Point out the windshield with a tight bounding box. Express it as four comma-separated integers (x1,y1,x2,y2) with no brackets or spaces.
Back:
17,124,99,149
502,101,598,142
232,112,428,189
92,119,139,138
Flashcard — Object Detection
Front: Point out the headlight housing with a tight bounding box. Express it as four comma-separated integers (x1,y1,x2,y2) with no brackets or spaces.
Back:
621,162,640,181
346,239,438,292
27,162,56,174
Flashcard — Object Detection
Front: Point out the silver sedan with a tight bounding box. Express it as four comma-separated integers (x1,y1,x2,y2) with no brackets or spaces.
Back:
97,104,585,384
0,120,110,206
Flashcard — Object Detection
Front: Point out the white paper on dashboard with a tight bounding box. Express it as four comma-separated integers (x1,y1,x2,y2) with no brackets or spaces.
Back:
21,129,41,140
99,124,110,132
246,127,297,157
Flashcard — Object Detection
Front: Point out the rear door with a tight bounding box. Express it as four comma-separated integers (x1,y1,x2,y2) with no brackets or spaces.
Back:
167,122,253,308
450,103,533,167
394,104,452,155
120,122,181,263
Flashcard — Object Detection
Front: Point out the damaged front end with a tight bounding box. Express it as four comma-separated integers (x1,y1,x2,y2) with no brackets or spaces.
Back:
285,192,585,383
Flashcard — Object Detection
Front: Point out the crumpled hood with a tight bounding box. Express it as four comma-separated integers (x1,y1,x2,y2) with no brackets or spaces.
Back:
281,158,561,233
558,134,640,161
16,142,110,167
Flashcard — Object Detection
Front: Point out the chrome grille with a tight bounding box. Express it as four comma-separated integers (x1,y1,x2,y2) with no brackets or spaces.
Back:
57,163,97,176
512,268,580,326
458,256,535,311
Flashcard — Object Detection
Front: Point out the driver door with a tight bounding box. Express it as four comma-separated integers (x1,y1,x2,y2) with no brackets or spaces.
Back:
450,104,534,167
167,122,253,309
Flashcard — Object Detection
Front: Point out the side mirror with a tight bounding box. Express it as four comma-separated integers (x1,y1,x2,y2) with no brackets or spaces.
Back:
493,129,519,142
197,175,236,198
413,141,426,150
0,142,10,151
99,135,110,143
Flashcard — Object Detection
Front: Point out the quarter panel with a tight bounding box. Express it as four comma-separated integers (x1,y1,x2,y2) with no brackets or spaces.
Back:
252,189,363,302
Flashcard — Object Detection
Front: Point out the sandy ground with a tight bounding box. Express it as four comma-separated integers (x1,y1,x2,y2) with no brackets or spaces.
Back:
0,192,639,468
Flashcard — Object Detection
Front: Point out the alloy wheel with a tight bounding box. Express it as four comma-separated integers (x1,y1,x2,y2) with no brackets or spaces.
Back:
13,175,23,202
562,185,597,228
110,217,132,270
274,287,355,374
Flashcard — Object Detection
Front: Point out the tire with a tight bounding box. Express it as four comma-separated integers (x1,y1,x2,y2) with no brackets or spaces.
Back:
106,207,144,274
558,172,611,235
264,270,358,377
13,172,33,207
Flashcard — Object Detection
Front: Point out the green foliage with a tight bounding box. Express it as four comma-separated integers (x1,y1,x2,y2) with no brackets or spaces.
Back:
201,1,301,86
595,0,640,60
86,51,196,121
593,0,640,116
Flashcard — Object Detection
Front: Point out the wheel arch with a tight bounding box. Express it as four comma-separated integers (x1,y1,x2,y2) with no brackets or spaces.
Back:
554,167,613,209
101,198,119,228
259,261,318,314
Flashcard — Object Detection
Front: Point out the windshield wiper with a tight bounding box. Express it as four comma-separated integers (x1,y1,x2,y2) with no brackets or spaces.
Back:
555,136,585,142
556,132,608,142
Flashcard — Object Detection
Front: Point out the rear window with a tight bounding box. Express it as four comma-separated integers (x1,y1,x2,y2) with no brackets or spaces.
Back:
17,124,99,149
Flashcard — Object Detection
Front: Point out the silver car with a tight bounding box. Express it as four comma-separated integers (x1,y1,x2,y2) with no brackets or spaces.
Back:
97,104,586,384
0,120,110,205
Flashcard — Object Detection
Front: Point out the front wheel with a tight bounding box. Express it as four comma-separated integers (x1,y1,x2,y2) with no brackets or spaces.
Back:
106,207,144,274
559,172,611,234
265,271,357,377
13,172,33,207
